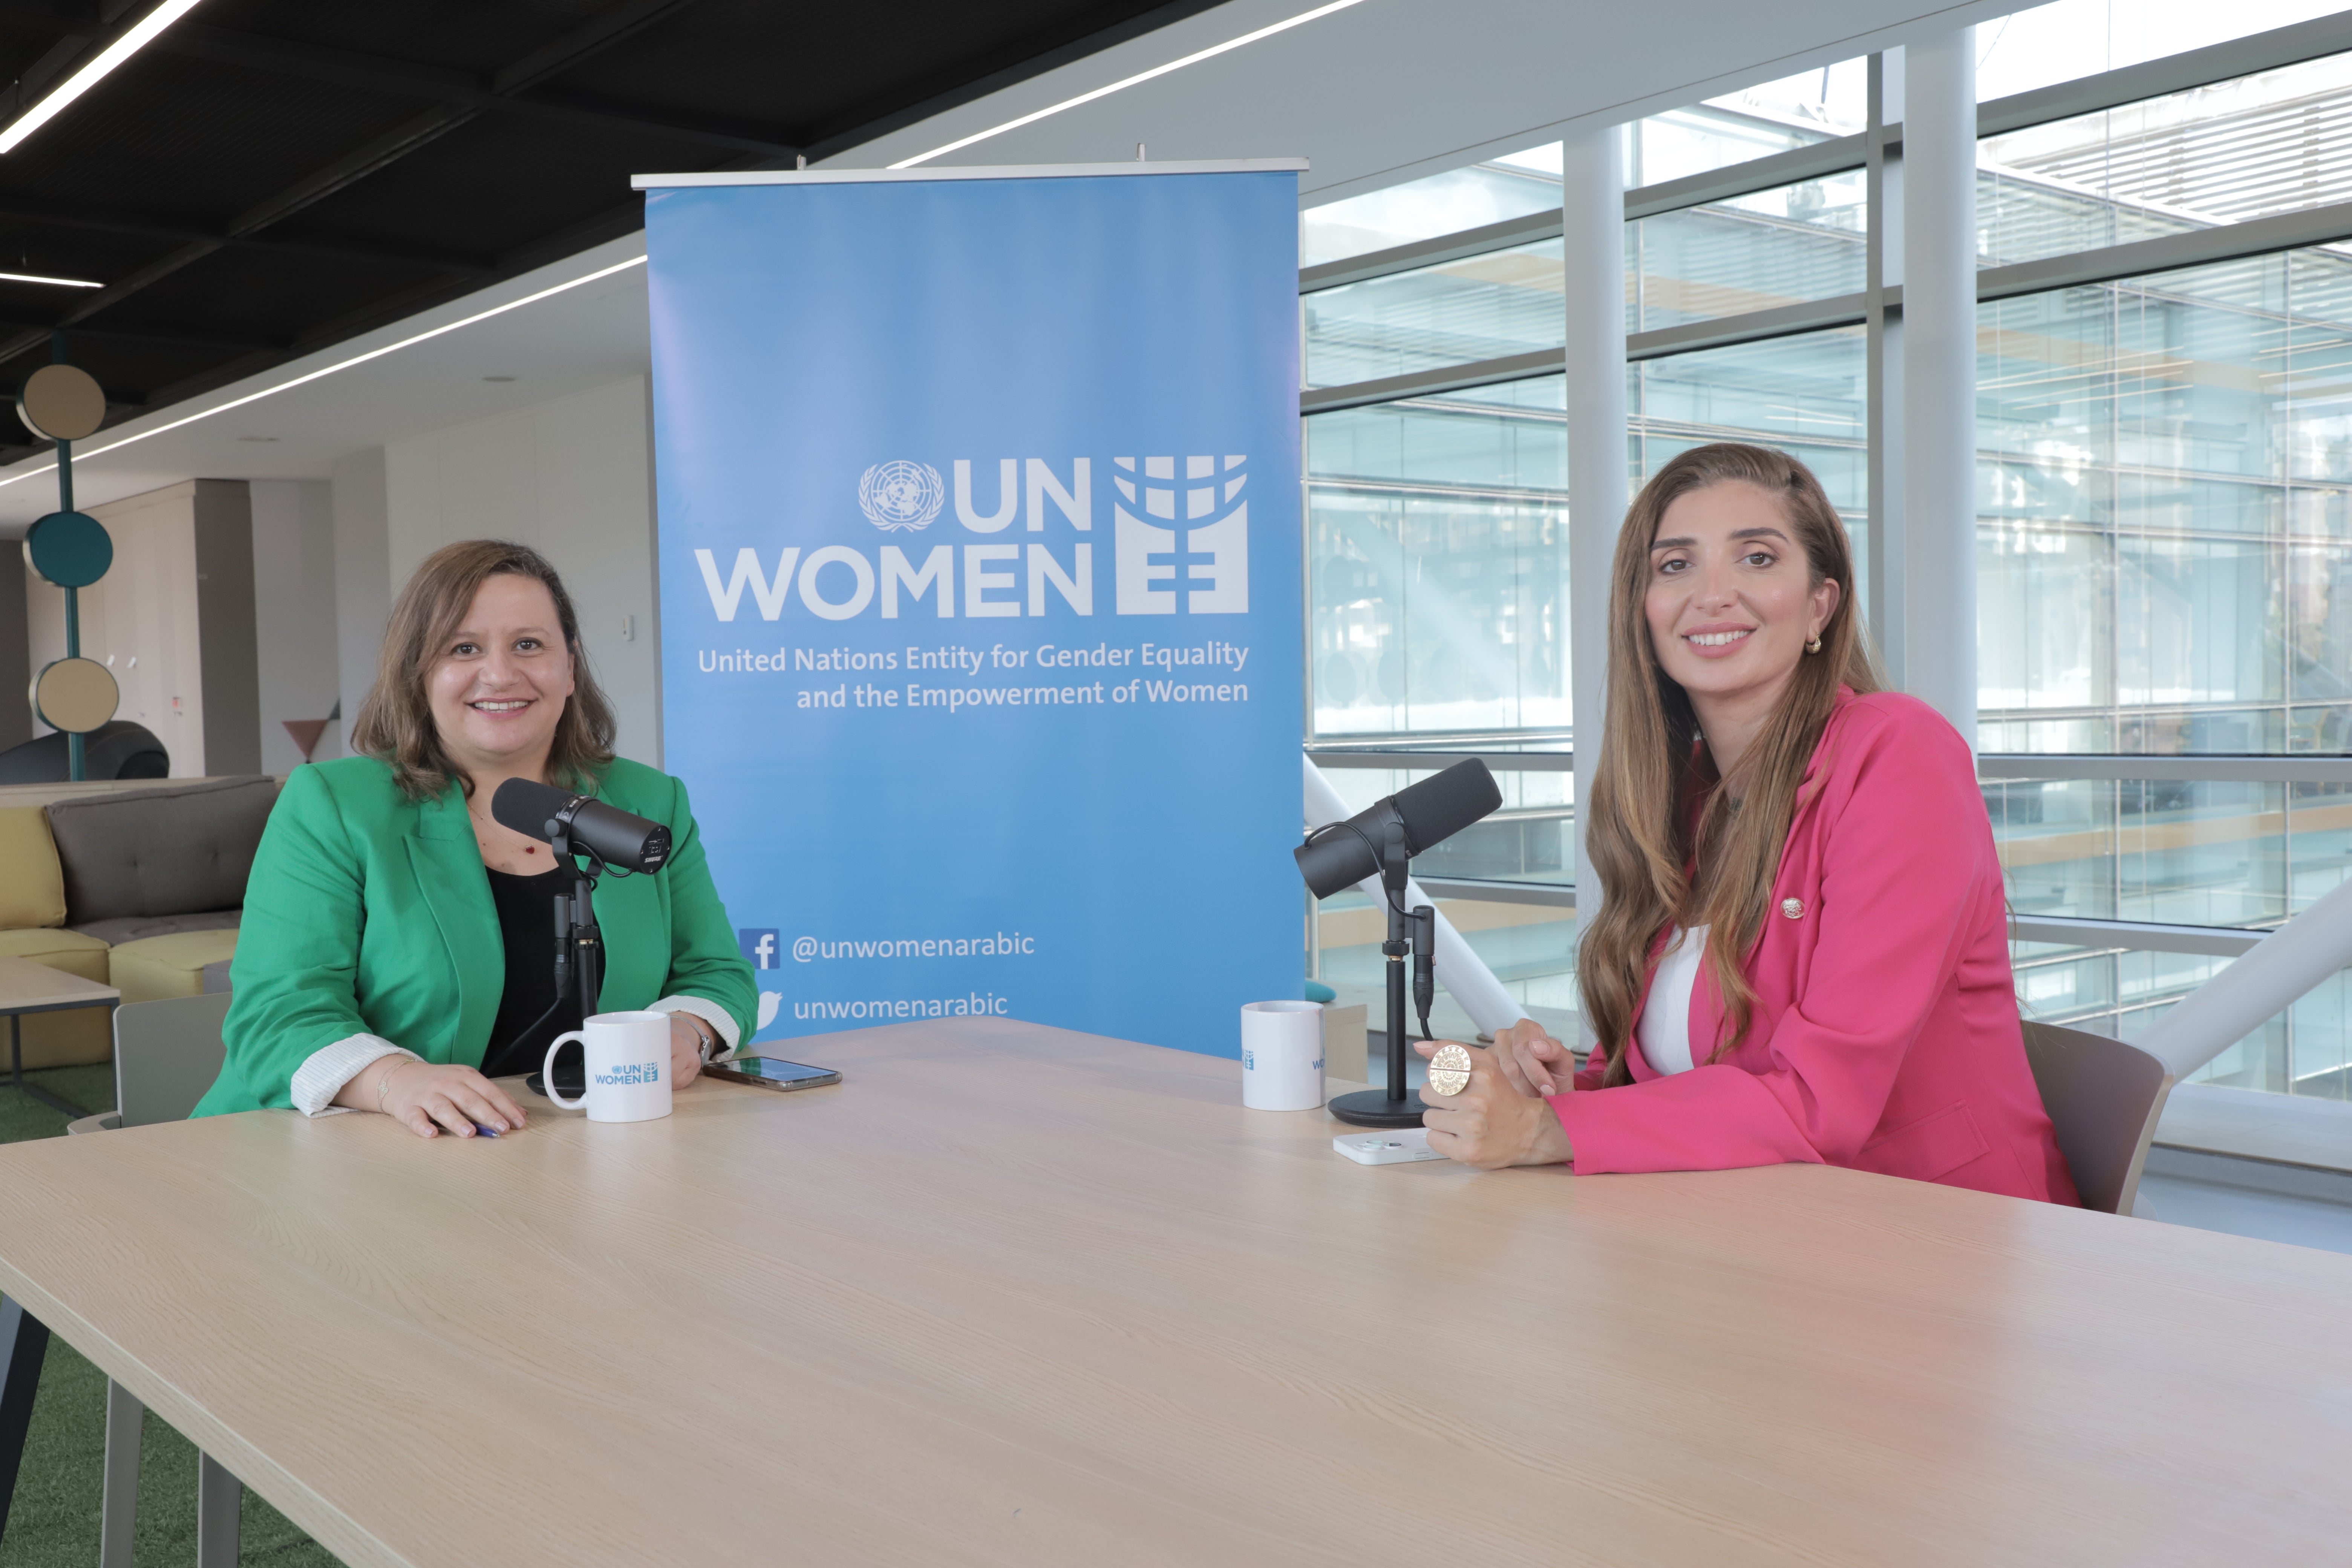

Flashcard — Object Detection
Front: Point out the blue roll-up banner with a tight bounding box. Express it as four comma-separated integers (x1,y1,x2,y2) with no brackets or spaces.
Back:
641,162,1305,1056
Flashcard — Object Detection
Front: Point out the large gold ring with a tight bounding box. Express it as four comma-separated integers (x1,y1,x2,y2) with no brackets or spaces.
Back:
1424,1043,1473,1097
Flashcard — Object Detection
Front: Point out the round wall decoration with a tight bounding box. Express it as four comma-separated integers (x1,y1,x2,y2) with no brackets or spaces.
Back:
31,657,118,734
23,510,112,588
17,364,106,442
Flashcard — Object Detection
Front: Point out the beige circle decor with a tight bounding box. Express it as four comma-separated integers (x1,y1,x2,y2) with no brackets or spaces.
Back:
31,657,118,733
17,364,107,442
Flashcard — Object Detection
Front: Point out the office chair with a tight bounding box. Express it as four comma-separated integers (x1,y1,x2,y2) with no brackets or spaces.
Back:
66,992,240,1568
2018,1018,2175,1217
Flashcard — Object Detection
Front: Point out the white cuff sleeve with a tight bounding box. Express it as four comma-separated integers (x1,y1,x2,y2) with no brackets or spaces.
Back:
289,1035,416,1116
646,996,741,1061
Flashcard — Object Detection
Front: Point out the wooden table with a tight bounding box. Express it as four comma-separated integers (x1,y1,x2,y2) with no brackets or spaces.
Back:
0,1016,2345,1565
0,953,116,1117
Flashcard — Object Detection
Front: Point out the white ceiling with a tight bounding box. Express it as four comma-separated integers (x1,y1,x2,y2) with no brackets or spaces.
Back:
0,0,2020,532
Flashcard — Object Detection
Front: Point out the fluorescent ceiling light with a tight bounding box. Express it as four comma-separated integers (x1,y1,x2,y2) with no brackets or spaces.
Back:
0,0,206,156
0,253,647,490
888,0,1372,168
0,270,101,288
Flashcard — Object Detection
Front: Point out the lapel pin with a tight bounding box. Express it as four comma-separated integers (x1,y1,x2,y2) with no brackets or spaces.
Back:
1781,897,1805,919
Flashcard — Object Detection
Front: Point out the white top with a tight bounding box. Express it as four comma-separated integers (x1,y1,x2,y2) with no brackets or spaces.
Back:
1635,925,1710,1077
287,994,742,1117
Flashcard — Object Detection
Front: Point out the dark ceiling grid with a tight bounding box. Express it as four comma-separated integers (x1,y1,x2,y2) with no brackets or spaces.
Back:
0,0,1228,465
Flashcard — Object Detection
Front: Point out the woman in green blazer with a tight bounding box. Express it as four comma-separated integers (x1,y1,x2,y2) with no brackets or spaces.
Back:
196,540,756,1135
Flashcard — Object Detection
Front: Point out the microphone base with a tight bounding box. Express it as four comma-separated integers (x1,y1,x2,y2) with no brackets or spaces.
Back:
1327,1090,1429,1129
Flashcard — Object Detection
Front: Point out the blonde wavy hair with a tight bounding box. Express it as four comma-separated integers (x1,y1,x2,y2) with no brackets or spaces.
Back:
1577,444,1882,1086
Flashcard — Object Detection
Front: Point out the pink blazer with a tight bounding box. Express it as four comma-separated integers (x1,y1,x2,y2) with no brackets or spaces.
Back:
1553,690,2081,1206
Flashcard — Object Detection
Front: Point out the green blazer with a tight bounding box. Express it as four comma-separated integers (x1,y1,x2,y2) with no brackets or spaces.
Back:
195,755,756,1116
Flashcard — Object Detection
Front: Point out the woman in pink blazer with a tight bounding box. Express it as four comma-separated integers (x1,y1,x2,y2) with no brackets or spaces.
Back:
1419,442,2079,1206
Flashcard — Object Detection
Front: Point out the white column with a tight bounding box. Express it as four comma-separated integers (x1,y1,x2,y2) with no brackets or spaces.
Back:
1901,28,1978,743
1562,124,1629,1043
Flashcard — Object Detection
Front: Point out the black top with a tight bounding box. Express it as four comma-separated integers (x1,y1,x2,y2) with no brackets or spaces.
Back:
482,864,581,1079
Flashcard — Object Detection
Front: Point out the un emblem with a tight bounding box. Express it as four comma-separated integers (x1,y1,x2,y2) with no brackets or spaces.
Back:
857,461,945,532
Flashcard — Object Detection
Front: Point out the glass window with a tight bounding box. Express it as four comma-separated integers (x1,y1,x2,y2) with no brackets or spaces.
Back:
1974,0,2352,102
1630,60,1867,187
1300,150,1562,268
2014,938,2352,1099
1977,250,2352,753
1305,379,1569,739
1303,239,1563,389
1631,327,1871,593
1629,170,1869,332
1981,50,2352,266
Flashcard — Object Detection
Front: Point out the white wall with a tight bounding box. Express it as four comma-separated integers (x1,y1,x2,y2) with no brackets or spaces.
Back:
331,446,391,749
29,481,208,775
383,377,661,766
250,479,340,771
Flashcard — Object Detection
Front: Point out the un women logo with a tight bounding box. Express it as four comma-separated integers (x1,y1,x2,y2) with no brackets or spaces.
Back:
857,461,945,532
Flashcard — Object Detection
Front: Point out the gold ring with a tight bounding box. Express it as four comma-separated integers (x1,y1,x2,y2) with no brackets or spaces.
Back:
1424,1043,1473,1097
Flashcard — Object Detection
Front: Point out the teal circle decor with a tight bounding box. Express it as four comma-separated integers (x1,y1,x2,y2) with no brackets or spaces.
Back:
24,510,110,588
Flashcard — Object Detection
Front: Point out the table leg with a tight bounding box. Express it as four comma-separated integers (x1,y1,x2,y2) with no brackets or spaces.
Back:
0,1295,52,1545
197,1451,240,1567
99,1378,142,1568
5,1012,89,1120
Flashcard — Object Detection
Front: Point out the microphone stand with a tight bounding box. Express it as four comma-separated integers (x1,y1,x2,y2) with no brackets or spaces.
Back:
1328,820,1430,1129
548,829,605,1023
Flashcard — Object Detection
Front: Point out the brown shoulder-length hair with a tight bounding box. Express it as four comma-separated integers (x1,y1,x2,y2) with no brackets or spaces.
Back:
351,539,616,801
1577,443,1882,1086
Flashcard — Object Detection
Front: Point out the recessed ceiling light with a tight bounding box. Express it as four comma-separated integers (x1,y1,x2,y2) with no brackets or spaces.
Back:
0,270,102,289
483,374,516,382
0,0,207,156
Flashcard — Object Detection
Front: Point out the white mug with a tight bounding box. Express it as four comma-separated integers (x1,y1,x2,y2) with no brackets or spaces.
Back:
1241,1000,1324,1111
544,1010,673,1122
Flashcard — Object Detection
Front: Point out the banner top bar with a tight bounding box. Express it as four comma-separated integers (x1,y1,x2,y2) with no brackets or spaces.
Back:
632,158,1309,191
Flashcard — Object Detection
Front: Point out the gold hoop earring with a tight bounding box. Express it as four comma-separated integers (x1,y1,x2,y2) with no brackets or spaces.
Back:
1805,635,1823,655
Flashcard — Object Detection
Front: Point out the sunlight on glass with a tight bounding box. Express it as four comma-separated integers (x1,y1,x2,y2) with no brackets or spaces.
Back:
1976,0,2352,100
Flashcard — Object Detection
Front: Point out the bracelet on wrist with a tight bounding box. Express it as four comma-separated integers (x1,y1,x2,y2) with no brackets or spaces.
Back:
375,1056,414,1113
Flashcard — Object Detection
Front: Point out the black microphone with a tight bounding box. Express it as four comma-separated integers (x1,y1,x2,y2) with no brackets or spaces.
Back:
1294,758,1503,897
490,778,672,874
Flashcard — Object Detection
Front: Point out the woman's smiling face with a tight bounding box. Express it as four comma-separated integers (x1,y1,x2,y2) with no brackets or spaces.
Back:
1644,480,1839,717
427,572,576,783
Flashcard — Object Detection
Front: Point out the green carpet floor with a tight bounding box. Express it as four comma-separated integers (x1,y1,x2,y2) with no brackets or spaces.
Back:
0,1065,340,1567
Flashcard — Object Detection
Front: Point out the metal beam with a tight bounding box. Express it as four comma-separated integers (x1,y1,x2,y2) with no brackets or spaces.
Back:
1626,292,1869,361
1302,210,1561,294
157,18,799,159
1976,10,2352,140
1979,753,2352,784
1621,133,1867,222
0,316,275,352
0,0,709,367
2009,915,2266,959
0,193,487,274
1974,200,2352,302
1299,348,1564,416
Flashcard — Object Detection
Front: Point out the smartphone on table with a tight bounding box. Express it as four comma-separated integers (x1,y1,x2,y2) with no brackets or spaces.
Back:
704,1056,841,1092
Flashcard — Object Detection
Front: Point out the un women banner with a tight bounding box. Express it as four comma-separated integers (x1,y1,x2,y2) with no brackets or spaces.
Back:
638,161,1305,1054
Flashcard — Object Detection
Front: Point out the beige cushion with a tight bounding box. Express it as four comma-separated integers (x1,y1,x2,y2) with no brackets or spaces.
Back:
0,807,66,930
110,929,241,1006
0,927,112,1067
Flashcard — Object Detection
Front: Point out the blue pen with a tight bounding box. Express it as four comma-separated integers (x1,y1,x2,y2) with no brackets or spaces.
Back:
472,1123,502,1138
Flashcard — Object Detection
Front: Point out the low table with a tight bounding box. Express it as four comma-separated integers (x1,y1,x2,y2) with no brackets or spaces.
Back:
0,954,115,1118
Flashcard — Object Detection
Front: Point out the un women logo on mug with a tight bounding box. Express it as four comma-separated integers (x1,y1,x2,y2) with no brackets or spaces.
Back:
545,1011,673,1122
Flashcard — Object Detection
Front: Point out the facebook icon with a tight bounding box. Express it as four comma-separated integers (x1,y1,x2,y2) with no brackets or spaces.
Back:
738,928,779,970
